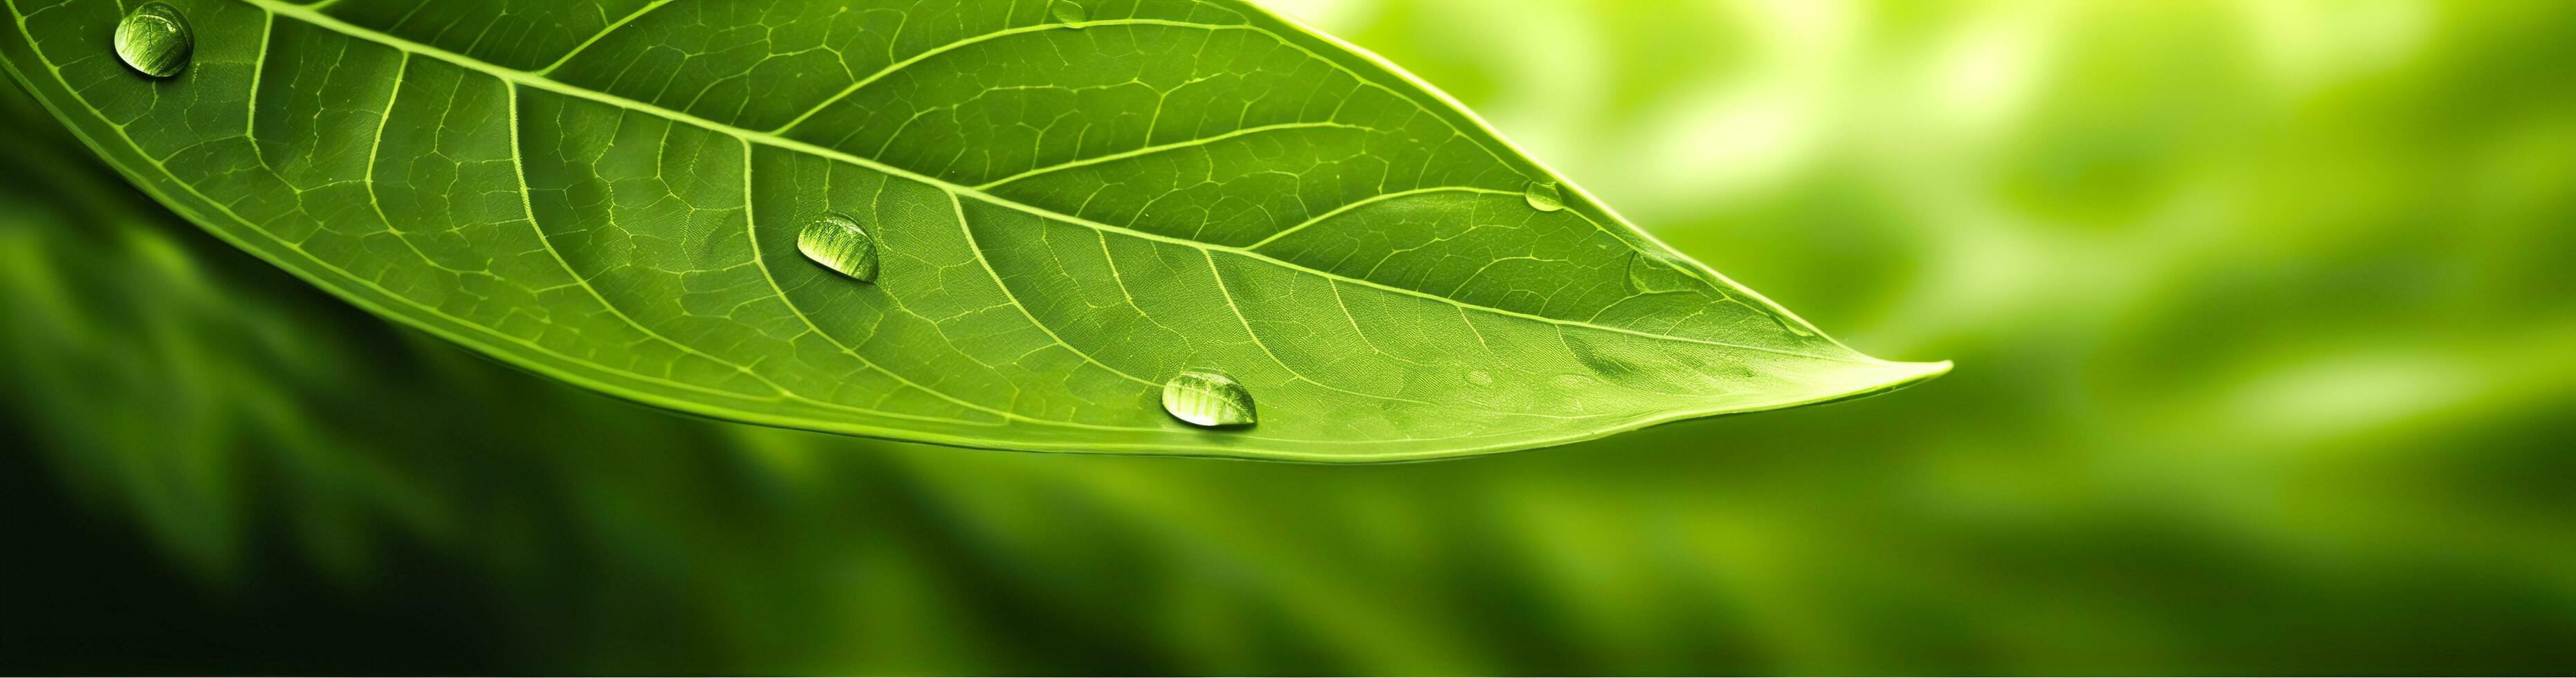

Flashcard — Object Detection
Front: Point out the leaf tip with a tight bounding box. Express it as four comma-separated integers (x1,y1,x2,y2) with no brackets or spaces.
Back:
1772,356,1952,412
1846,357,1952,400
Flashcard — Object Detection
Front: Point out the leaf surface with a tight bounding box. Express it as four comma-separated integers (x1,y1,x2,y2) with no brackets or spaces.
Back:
0,0,1946,460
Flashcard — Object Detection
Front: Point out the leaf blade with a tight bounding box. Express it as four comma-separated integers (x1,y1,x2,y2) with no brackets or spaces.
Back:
0,0,1945,460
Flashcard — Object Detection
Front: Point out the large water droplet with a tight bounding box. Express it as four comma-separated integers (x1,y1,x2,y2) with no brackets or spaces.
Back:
114,2,192,78
1051,1,1089,26
1161,369,1255,428
797,213,880,283
1523,181,1564,212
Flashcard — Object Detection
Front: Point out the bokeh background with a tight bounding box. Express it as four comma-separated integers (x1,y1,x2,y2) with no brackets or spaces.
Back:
6,0,2574,673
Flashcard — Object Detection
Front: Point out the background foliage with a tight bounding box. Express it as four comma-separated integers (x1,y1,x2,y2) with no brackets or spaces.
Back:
4,0,2573,672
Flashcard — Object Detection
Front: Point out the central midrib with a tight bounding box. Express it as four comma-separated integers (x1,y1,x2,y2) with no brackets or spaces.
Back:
242,0,1853,363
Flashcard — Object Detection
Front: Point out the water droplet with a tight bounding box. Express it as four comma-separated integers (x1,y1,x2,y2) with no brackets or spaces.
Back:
797,213,880,283
1562,334,1644,378
1051,1,1089,26
113,2,192,78
1625,251,1695,293
1523,181,1564,212
1771,313,1818,337
1161,369,1255,428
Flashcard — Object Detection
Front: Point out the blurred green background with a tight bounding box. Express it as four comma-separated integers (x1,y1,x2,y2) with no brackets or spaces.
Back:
5,0,2574,673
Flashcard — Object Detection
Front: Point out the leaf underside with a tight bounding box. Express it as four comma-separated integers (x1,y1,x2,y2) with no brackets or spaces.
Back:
0,0,1946,461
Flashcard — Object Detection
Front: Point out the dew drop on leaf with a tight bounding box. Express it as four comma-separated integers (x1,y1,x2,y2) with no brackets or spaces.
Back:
1051,1,1089,26
1625,251,1695,293
113,2,192,78
1162,369,1256,428
1772,314,1817,337
797,214,880,283
1523,181,1565,212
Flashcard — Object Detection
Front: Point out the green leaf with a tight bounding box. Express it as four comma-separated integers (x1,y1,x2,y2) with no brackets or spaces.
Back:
0,0,1945,461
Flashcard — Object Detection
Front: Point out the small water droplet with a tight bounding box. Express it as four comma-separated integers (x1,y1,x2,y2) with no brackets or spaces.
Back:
114,2,192,78
1465,370,1494,387
1051,1,1089,26
1625,250,1695,293
1162,369,1255,428
1772,313,1818,337
797,213,880,283
1562,334,1644,379
1523,181,1564,212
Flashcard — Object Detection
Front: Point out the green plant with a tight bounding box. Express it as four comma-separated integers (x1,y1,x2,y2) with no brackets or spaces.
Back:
0,0,1940,460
